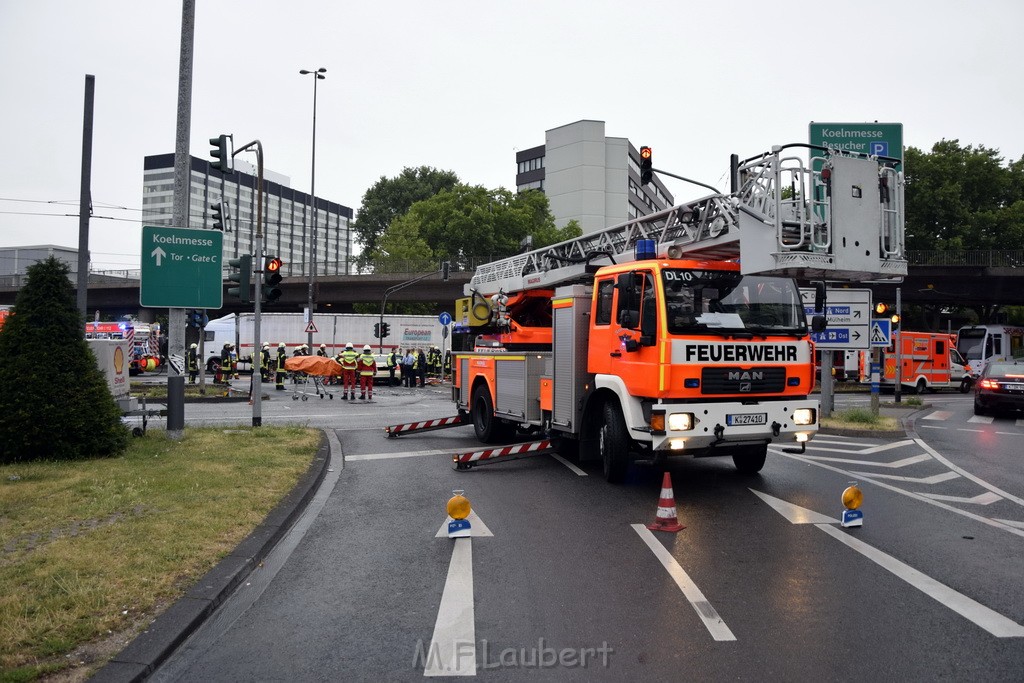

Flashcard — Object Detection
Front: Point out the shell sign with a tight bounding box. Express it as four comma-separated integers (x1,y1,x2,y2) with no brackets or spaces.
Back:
113,346,125,375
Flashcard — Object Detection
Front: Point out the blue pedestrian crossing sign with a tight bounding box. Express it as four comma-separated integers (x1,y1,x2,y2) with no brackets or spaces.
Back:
870,319,891,347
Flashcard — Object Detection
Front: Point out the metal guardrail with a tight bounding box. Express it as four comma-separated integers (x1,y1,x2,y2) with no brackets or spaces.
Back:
904,250,1024,267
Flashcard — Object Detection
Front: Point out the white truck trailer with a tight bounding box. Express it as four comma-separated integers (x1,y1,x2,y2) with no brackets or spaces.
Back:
202,312,446,371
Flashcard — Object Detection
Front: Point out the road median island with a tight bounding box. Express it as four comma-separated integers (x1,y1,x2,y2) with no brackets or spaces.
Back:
0,426,323,681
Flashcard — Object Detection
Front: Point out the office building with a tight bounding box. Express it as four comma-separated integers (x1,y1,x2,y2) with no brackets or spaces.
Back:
0,245,78,287
142,154,353,278
515,120,675,234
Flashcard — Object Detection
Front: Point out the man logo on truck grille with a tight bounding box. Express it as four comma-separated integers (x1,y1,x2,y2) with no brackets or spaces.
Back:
740,382,751,392
728,370,764,381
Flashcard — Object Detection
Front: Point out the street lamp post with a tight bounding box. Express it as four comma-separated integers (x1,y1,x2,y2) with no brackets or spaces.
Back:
300,67,326,351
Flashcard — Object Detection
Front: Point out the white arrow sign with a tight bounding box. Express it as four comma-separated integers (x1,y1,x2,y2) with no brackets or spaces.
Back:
151,246,167,266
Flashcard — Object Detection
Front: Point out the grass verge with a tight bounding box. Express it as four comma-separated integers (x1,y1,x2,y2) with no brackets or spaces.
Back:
821,407,900,431
0,426,319,681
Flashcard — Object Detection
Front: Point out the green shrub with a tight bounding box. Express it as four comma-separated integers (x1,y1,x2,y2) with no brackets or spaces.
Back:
0,257,128,463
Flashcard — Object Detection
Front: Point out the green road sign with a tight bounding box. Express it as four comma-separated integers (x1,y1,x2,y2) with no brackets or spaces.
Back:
809,122,903,167
140,226,224,309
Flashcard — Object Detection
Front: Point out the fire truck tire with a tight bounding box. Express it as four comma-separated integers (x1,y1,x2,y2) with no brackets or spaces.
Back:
915,378,928,394
472,385,513,444
732,445,767,475
959,377,973,393
600,402,629,484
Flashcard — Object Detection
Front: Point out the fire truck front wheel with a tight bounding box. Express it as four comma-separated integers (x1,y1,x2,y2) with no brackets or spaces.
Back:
732,444,767,475
600,402,630,484
472,385,514,444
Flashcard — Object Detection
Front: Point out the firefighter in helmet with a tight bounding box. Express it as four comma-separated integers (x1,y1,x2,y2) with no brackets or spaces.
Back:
187,343,199,384
275,342,287,391
339,342,358,399
357,344,377,400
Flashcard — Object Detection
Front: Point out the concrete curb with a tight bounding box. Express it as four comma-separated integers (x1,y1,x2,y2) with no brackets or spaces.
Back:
90,431,332,683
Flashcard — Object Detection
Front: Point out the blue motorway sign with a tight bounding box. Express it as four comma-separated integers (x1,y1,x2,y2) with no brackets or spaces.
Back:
810,329,851,345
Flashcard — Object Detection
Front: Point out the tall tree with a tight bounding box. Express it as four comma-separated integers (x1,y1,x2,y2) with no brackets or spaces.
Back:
353,166,460,268
904,140,1024,251
376,186,581,270
0,257,127,463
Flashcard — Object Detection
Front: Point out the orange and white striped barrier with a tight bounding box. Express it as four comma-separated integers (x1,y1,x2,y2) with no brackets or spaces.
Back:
386,415,467,438
452,439,555,470
647,472,685,532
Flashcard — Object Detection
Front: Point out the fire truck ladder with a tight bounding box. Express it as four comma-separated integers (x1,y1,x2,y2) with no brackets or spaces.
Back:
467,144,907,298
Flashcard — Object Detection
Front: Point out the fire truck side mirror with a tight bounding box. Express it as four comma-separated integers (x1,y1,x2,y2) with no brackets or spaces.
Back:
811,314,827,333
813,282,826,313
616,272,641,329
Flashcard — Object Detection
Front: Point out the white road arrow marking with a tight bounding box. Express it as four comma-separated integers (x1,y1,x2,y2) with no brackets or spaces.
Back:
434,510,493,537
920,491,1003,505
800,453,933,469
801,439,915,455
816,524,1024,637
992,518,1024,530
850,470,960,484
755,490,1024,638
631,524,736,641
750,490,837,524
425,509,493,677
151,246,167,266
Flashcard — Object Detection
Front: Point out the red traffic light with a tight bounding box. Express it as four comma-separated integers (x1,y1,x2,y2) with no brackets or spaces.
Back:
640,146,652,159
266,257,282,272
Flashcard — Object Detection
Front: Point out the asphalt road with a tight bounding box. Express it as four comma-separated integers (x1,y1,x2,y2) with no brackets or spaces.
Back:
140,383,1024,681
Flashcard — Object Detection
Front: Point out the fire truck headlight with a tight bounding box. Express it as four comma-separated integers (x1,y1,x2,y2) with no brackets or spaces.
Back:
793,408,816,426
668,413,695,431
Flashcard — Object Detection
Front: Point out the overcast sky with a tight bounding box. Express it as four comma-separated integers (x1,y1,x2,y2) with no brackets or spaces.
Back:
1,0,1022,271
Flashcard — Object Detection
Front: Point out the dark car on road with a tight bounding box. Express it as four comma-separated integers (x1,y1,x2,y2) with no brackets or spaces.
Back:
973,359,1024,415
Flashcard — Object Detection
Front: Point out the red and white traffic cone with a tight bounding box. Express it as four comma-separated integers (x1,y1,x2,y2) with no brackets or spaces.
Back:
647,472,685,532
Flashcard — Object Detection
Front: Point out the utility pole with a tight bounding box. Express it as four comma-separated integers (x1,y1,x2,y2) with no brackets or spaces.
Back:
76,74,94,320
168,0,195,440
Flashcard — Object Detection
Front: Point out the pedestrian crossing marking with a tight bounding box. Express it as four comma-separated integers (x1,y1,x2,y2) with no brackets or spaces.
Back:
923,411,953,420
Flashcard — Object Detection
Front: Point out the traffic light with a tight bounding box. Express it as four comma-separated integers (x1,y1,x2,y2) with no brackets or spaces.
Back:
262,256,283,303
228,254,252,303
442,261,450,281
380,322,390,339
875,302,900,328
373,322,381,338
186,309,209,328
640,146,653,185
209,134,234,173
210,200,230,231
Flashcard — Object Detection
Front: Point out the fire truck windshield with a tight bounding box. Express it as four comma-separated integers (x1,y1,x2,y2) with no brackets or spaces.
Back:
662,270,806,335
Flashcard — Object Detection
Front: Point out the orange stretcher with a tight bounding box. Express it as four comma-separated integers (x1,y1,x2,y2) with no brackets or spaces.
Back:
284,356,343,400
